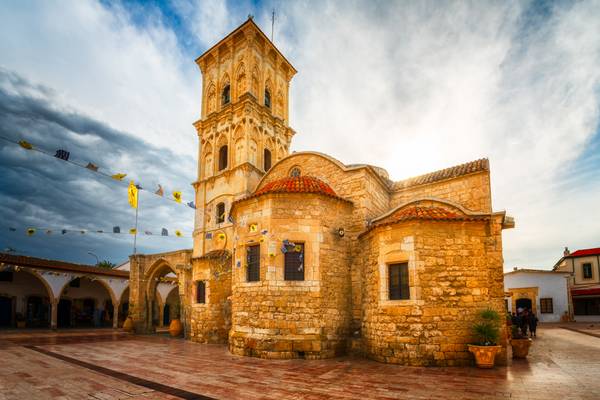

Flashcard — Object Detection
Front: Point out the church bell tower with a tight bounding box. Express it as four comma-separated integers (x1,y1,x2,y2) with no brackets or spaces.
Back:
192,17,297,257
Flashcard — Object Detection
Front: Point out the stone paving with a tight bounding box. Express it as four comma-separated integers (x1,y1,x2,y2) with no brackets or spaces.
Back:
1,325,599,399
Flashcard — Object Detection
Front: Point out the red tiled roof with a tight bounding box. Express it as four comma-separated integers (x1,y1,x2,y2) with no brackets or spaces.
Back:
568,248,600,258
362,205,489,236
0,253,129,278
393,159,489,190
234,176,350,205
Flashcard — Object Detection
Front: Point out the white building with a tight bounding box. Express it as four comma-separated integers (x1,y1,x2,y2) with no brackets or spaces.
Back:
504,268,570,323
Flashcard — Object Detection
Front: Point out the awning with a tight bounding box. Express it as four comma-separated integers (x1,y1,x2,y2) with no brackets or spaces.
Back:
571,287,600,296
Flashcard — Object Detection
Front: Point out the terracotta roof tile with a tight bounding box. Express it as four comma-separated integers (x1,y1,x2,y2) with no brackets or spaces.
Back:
0,253,129,278
393,159,489,190
362,205,489,236
234,176,350,205
568,248,600,258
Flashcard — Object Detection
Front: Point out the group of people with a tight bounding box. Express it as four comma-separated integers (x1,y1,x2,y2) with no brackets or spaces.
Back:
511,308,539,338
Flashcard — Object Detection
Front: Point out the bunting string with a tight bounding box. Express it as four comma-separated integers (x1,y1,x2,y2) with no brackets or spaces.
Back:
5,225,190,238
1,135,196,209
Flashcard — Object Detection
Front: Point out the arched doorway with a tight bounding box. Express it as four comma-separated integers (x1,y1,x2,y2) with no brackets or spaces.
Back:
0,267,52,328
144,261,181,334
516,298,532,312
58,277,115,328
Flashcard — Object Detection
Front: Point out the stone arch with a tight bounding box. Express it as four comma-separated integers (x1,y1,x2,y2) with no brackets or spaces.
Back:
1,268,54,328
220,73,231,106
234,137,245,166
276,89,284,117
371,197,487,224
145,259,178,301
58,275,117,307
251,65,260,97
20,268,55,303
248,139,257,167
57,275,116,328
202,143,213,179
236,62,247,99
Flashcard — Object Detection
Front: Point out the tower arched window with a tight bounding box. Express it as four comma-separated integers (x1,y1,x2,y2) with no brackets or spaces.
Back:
216,202,225,224
221,84,230,105
218,145,228,171
264,89,271,108
264,149,272,171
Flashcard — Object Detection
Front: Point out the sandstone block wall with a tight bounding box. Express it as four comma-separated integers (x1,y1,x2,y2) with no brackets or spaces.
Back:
360,219,507,366
229,193,353,359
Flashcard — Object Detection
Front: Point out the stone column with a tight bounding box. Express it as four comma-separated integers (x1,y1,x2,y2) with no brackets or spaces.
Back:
113,302,119,329
50,299,58,330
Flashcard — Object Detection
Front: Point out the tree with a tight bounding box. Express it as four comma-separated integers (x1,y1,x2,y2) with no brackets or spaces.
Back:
96,260,116,269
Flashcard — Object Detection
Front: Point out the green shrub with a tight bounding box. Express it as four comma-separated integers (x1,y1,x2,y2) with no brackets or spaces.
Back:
471,308,501,345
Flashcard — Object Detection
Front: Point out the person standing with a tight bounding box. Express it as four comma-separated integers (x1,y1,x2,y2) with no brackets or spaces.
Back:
521,309,529,337
529,311,538,338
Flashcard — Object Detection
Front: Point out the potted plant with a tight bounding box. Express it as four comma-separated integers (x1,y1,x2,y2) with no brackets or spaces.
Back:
467,309,502,368
15,313,26,329
168,303,183,337
510,325,532,358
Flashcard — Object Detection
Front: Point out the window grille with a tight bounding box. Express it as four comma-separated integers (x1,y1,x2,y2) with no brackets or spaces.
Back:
540,298,553,314
196,281,206,304
247,245,260,282
284,243,304,281
389,263,409,300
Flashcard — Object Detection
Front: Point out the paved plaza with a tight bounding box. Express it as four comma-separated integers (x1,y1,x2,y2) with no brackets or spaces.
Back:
1,325,599,400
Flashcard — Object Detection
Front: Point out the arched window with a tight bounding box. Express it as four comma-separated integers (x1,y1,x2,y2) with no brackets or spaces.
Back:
264,149,272,171
221,84,230,105
218,145,228,171
216,202,225,224
264,89,271,108
290,167,301,177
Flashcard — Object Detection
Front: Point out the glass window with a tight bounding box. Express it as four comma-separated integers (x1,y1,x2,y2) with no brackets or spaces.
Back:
247,245,260,282
540,298,553,314
221,84,230,105
284,243,304,281
583,263,593,279
264,149,272,171
264,89,271,108
389,263,409,300
216,202,225,224
196,281,206,304
218,145,228,171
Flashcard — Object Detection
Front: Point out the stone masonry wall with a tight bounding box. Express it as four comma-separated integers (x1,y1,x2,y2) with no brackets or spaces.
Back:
360,219,507,367
390,172,492,213
229,193,354,359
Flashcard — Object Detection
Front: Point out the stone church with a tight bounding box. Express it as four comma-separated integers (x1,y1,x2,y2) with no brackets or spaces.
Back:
128,18,514,366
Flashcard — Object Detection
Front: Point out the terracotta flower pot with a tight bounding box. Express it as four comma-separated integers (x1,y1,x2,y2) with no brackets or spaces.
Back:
123,317,134,333
510,338,532,358
169,318,182,337
467,344,502,368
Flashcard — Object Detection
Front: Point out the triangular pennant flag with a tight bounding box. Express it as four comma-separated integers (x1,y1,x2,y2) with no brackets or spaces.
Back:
18,140,33,150
54,149,70,161
155,184,164,196
80,231,85,234
172,191,182,203
129,228,137,235
113,226,120,233
27,228,36,236
61,229,67,234
96,230,104,233
144,230,153,235
85,162,99,171
161,228,168,236
46,230,52,235
175,230,182,237
187,201,196,209
9,227,16,232
111,173,127,181
128,181,138,209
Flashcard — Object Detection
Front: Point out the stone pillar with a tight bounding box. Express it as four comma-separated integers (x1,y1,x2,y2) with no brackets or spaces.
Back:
113,302,119,329
50,299,58,330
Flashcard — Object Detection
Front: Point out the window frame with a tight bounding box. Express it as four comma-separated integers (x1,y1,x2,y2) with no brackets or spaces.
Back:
218,145,228,171
264,148,272,171
246,244,260,282
216,202,225,224
540,298,553,314
264,89,271,108
582,263,593,279
221,84,231,105
388,263,410,300
196,281,206,304
284,242,304,281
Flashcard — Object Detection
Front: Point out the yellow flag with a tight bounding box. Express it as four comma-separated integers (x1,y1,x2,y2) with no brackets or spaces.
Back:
129,228,137,235
175,230,183,237
128,181,138,208
27,228,36,236
172,191,182,203
111,173,127,181
19,140,33,150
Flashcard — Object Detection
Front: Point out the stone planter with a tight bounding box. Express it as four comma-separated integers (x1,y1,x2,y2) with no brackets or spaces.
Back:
169,319,182,337
510,338,532,358
467,344,502,368
122,317,134,333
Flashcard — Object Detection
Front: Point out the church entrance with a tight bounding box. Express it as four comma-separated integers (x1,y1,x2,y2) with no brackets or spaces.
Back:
516,298,532,312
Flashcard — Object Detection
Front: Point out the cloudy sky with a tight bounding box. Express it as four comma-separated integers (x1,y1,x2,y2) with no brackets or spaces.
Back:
0,0,599,269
